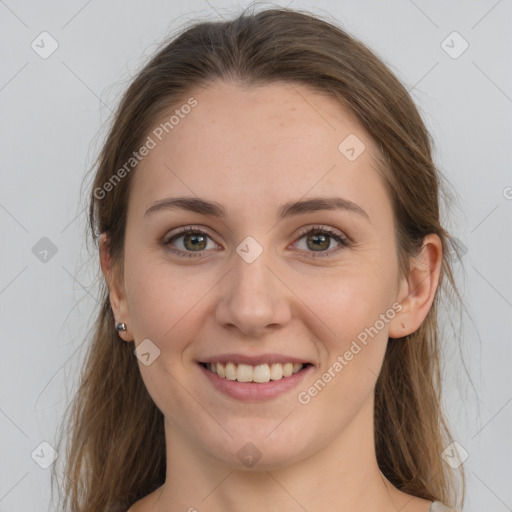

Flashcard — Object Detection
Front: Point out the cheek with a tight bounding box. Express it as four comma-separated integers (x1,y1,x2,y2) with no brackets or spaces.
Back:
124,252,196,343
309,268,395,389
313,267,396,333
123,257,206,420
302,274,391,420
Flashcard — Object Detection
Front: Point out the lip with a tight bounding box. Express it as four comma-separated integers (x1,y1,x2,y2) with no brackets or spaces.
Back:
198,361,314,401
197,353,312,366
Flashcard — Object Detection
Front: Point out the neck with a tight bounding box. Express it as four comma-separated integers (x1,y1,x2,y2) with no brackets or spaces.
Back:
152,397,414,512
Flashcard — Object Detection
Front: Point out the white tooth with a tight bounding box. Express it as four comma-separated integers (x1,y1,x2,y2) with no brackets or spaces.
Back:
213,362,300,382
216,363,226,378
236,363,253,382
282,362,293,378
225,362,237,380
269,363,283,380
253,364,271,383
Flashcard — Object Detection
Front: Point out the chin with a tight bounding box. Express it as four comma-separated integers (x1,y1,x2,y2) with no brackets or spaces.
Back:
202,429,315,471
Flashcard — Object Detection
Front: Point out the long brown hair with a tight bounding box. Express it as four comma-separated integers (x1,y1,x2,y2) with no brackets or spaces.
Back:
53,6,466,511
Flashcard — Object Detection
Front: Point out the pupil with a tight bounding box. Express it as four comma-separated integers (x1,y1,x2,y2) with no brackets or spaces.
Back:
186,234,206,250
309,234,329,251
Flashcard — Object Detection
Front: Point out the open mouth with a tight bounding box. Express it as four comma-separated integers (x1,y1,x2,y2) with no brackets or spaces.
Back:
199,361,312,383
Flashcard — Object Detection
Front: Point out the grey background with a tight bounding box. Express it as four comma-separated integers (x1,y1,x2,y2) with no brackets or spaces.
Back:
1,1,511,511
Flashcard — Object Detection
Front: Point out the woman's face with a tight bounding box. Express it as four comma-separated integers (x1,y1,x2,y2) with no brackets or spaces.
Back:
111,81,409,469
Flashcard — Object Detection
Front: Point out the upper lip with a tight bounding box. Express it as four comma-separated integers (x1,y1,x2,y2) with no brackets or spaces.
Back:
198,353,312,366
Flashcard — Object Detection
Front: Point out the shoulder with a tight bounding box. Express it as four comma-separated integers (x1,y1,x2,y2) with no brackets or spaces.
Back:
430,502,460,512
125,487,163,512
125,499,146,512
125,501,142,512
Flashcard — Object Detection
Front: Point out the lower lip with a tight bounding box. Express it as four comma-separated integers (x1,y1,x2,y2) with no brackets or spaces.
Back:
198,363,314,401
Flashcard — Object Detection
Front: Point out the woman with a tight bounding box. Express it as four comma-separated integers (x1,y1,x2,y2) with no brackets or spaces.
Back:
54,6,465,512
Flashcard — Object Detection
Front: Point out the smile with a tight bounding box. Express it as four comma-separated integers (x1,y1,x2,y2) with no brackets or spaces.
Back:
200,361,309,383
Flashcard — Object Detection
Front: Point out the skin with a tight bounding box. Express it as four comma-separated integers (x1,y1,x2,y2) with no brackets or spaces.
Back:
100,81,442,512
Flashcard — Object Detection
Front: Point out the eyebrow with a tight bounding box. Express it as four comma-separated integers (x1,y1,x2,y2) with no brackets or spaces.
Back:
144,196,370,222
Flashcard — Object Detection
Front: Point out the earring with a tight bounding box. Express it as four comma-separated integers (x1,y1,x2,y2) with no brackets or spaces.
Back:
115,322,127,332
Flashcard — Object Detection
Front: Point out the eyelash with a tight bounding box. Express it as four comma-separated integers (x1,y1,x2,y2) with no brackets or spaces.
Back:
162,225,350,259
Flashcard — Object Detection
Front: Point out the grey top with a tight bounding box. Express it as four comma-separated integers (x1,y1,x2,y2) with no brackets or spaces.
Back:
430,501,459,512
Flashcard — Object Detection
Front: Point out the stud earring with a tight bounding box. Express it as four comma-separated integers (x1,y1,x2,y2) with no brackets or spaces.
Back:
115,322,127,332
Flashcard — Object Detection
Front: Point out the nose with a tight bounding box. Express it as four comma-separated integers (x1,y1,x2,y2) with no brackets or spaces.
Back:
215,243,292,338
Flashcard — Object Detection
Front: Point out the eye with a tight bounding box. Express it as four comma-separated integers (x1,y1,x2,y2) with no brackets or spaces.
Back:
162,225,350,259
162,226,218,258
292,225,349,258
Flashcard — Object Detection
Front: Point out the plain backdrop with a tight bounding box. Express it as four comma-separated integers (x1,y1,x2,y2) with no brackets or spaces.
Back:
1,1,511,511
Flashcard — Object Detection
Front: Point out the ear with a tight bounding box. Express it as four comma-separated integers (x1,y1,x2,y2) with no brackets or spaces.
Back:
388,234,443,339
99,233,134,342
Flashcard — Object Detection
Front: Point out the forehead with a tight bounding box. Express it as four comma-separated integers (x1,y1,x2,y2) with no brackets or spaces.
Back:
129,80,390,221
